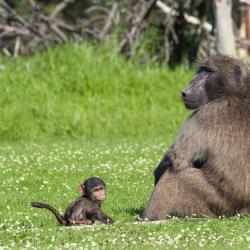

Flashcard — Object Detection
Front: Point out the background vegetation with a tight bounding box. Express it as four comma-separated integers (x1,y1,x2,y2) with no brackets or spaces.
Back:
0,0,242,64
0,42,190,142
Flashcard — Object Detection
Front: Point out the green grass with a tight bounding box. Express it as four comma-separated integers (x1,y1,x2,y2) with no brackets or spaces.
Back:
0,43,249,249
0,141,249,249
0,42,190,142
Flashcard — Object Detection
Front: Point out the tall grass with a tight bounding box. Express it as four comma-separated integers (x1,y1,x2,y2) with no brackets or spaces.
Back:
0,43,192,142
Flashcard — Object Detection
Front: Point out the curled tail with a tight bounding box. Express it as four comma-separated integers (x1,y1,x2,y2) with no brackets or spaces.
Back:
31,201,68,226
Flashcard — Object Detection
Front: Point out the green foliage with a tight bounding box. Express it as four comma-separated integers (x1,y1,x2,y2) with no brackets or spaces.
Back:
0,43,191,142
135,25,166,63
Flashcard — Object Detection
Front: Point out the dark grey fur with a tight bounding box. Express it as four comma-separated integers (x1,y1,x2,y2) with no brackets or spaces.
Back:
31,177,113,226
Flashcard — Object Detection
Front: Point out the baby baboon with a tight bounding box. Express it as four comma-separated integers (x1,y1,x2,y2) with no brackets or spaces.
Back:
143,56,250,220
31,177,114,226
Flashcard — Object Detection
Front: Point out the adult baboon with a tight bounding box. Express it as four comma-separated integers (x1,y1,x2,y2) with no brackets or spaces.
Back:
143,56,250,220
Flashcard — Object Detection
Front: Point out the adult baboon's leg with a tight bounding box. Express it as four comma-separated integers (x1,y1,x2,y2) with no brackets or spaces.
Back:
143,168,227,220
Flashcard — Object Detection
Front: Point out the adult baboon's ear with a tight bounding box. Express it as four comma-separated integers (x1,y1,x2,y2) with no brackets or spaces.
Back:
79,184,85,196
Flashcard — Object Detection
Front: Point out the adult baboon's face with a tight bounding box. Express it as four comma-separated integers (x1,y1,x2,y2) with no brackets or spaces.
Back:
181,55,249,110
181,68,209,110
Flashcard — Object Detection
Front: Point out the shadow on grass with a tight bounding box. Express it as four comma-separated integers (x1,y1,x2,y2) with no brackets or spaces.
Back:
125,207,144,217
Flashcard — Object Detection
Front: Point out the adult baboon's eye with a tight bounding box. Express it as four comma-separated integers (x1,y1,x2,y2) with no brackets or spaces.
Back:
192,155,206,169
197,66,214,74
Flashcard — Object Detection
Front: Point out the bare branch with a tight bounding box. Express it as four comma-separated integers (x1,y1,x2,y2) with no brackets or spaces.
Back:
119,0,157,53
50,0,75,19
14,36,21,58
0,0,28,26
2,47,11,57
99,3,118,41
85,6,110,15
156,0,212,32
0,24,30,38
49,23,68,42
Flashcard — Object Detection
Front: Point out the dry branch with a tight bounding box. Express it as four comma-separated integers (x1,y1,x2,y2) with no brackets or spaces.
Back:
0,0,85,56
14,36,21,58
99,3,118,41
156,0,212,32
0,0,216,59
50,0,75,19
119,0,157,55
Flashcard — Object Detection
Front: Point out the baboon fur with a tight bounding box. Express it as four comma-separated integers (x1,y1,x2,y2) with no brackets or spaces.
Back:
143,56,250,220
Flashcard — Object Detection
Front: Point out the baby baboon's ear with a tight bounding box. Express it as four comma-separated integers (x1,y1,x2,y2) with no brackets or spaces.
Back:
79,184,85,196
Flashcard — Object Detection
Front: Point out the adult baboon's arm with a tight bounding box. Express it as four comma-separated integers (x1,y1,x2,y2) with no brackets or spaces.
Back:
154,115,210,185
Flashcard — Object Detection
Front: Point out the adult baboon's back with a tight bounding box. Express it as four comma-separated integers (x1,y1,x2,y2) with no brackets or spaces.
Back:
143,56,250,220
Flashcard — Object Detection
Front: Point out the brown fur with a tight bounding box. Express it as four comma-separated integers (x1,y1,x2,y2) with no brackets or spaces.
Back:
143,56,250,220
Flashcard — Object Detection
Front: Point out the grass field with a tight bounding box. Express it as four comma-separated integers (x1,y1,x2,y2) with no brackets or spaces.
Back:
0,141,249,249
0,43,249,249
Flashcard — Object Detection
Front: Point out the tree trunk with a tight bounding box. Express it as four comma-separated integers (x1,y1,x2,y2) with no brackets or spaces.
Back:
213,0,236,56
